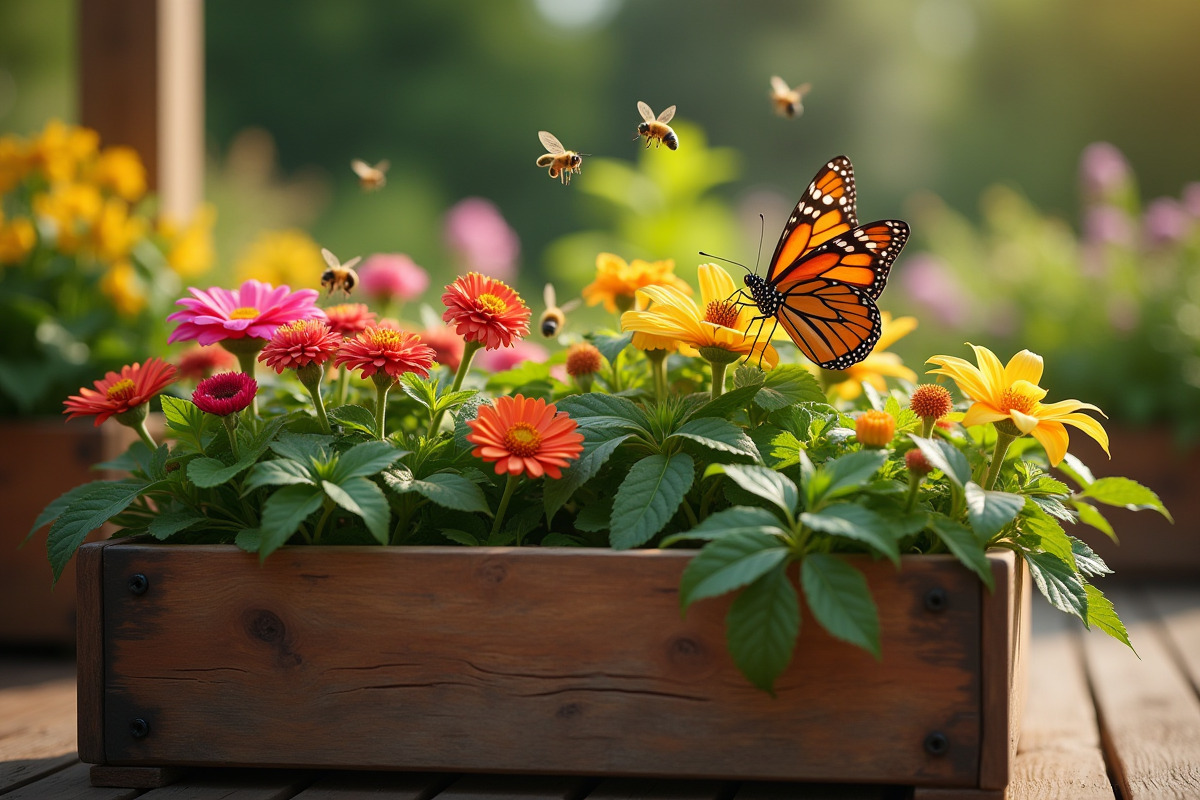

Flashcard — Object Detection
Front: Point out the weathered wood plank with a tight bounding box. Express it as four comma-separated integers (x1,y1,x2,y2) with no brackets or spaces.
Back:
91,765,183,788
0,755,78,795
92,545,993,787
1,761,140,800
294,771,453,799
78,539,115,765
732,780,893,798
435,774,586,800
1009,604,1112,800
134,769,314,799
586,777,728,799
1145,583,1200,693
979,550,1025,790
1083,586,1200,799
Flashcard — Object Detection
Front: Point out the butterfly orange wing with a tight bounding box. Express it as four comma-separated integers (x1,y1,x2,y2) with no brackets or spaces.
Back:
766,156,858,283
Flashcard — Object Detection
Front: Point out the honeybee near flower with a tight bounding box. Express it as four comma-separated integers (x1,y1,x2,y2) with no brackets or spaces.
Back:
320,248,362,296
536,131,584,185
769,76,811,118
539,283,581,338
350,159,389,191
634,101,678,150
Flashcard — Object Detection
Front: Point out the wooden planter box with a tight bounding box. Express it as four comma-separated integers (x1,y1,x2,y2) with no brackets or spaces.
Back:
78,541,1030,797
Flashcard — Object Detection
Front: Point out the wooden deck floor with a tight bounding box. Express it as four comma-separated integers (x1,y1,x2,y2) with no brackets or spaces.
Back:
2,584,1198,800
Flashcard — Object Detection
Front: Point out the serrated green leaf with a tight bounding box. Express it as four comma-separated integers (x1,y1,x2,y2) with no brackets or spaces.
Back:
1057,453,1095,488
146,507,206,540
235,528,262,552
243,459,315,494
680,532,790,607
688,384,761,421
800,504,900,565
160,395,205,436
440,528,480,546
1084,584,1134,650
555,393,649,435
46,480,159,581
661,506,788,547
187,453,259,489
749,426,801,470
801,554,881,659
1081,477,1172,520
817,449,889,503
328,404,377,436
385,470,490,514
591,332,632,365
706,463,798,522
398,372,438,410
609,453,695,549
322,477,391,544
726,564,800,694
908,435,970,486
1024,551,1088,620
333,441,406,481
965,483,1025,539
733,363,766,389
1070,537,1113,577
269,432,334,463
928,516,995,590
1022,504,1077,568
259,485,324,558
669,417,759,459
573,495,611,532
544,433,633,522
26,480,111,544
1074,500,1117,542
754,365,825,411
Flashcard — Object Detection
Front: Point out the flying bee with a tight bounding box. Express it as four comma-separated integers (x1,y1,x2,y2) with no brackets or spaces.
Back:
319,247,362,296
634,101,678,150
536,131,584,185
539,283,581,338
769,76,811,118
350,158,389,191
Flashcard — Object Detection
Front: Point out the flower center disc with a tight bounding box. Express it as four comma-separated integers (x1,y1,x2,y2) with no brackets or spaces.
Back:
229,306,260,320
1000,387,1037,415
106,378,137,402
368,329,403,348
504,422,542,457
704,300,740,329
477,293,508,315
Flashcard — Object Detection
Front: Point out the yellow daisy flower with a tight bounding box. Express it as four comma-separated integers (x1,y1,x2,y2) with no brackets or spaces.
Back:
926,344,1108,467
582,252,690,313
827,312,918,401
234,229,325,288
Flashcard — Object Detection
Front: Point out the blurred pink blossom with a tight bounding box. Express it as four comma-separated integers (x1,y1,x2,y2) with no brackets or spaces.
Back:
1183,183,1200,218
1080,142,1132,203
898,253,971,327
419,325,466,372
1143,197,1191,248
475,340,547,373
444,197,520,281
358,253,429,301
1083,205,1134,247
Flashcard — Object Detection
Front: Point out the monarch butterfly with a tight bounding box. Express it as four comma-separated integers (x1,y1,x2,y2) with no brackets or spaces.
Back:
740,155,909,370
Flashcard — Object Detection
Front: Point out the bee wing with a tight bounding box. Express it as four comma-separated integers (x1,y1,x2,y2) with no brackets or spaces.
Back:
637,100,655,123
342,256,362,271
375,159,390,173
770,75,790,95
350,159,372,178
795,82,812,98
657,105,677,124
321,248,341,269
538,130,565,155
543,283,557,309
560,298,582,313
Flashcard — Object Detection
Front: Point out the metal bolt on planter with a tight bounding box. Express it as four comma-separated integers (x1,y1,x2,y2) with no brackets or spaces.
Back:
924,731,948,756
924,587,947,612
129,718,150,739
128,573,149,595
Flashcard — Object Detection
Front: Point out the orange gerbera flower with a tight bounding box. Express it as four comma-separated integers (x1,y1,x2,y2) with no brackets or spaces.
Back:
466,395,584,479
259,319,342,373
63,357,176,426
333,327,436,382
323,303,377,337
442,272,530,350
583,252,691,313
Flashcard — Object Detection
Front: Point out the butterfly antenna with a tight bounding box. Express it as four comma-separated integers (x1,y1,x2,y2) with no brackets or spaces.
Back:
698,251,752,275
756,214,766,273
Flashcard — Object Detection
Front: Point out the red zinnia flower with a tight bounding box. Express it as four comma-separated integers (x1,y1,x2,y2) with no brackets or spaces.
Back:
333,327,436,382
418,325,466,371
63,357,177,426
176,345,237,382
259,320,342,374
192,372,258,416
465,395,584,479
441,272,530,350
323,303,377,337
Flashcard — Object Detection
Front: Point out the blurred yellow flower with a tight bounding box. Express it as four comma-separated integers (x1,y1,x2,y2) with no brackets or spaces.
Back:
91,198,147,262
0,136,30,195
34,182,103,254
90,146,147,202
926,344,1109,466
583,252,691,313
160,204,216,278
234,229,324,289
825,312,919,401
99,260,147,316
0,213,36,265
30,120,98,184
621,263,778,367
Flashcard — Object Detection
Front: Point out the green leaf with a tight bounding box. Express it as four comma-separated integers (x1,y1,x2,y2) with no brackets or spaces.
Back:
573,495,612,532
1024,551,1088,621
928,516,994,590
384,470,490,514
235,528,262,552
816,449,888,502
243,459,315,494
333,441,406,481
269,433,335,463
1057,452,1095,488
733,362,766,389
1022,505,1077,568
725,564,800,694
669,417,759,459
259,485,324,559
609,453,695,549
187,453,259,489
799,505,900,565
398,372,438,410
908,435,970,487
661,506,787,547
1074,500,1117,542
706,463,798,522
46,480,158,581
754,365,825,411
322,477,391,545
440,528,480,546
26,480,111,544
328,404,377,436
555,393,649,435
965,483,1025,539
749,426,801,470
592,332,632,365
1081,477,1173,521
146,508,206,540
1070,537,1113,577
679,533,790,607
544,433,633,522
1084,584,1134,650
486,361,552,390
688,384,761,421
801,554,881,659
160,395,205,437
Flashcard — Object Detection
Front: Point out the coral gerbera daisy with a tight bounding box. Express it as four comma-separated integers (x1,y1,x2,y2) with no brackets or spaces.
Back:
583,252,690,314
323,303,377,337
259,319,342,374
333,327,436,383
466,395,584,480
441,272,530,351
63,358,176,440
167,279,327,347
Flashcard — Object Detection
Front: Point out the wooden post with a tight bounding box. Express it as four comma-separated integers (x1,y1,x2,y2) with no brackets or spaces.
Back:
78,0,204,219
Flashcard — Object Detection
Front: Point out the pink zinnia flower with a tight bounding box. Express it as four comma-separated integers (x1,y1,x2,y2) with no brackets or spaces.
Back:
357,253,429,301
444,197,520,281
476,339,548,373
167,279,326,346
442,272,530,350
176,345,237,382
333,327,437,382
419,325,466,371
63,358,176,426
324,303,377,337
259,320,342,374
192,372,258,416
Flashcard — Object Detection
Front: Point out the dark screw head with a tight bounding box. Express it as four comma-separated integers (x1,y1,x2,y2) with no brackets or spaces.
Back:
129,718,150,739
128,573,149,595
924,731,948,756
924,587,947,612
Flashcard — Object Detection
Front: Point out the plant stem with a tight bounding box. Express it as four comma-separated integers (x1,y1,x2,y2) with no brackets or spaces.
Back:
296,364,332,434
645,349,667,402
135,417,158,451
709,360,728,400
335,367,351,406
983,428,1020,490
490,472,520,543
681,499,699,528
920,416,937,439
373,377,392,440
222,415,240,461
428,339,481,437
313,499,336,544
232,349,260,417
904,473,923,513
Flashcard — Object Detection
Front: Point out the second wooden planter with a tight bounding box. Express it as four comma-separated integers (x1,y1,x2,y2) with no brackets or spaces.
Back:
78,542,1029,797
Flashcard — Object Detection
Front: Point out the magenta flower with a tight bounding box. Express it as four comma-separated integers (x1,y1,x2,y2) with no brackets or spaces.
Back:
476,339,548,373
192,372,258,416
1083,205,1134,247
358,253,429,301
1183,183,1200,219
1079,142,1132,203
167,280,327,346
444,197,520,281
1143,197,1191,248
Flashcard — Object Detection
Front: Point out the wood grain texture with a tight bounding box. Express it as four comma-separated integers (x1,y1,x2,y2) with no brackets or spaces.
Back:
977,550,1029,790
78,539,119,764
1083,586,1200,799
1010,604,1112,800
911,789,1003,799
435,774,587,800
0,658,78,792
90,765,182,789
131,770,313,799
587,777,728,799
89,544,998,787
294,771,454,799
732,781,895,798
1145,583,1200,693
1,761,139,800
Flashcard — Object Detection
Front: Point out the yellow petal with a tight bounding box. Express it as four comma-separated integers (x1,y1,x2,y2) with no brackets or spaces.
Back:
1009,408,1040,434
1004,349,1044,387
698,263,737,307
1011,379,1048,403
961,402,1007,427
1038,398,1107,418
927,355,990,402
1029,420,1069,466
968,343,1005,404
1059,412,1110,456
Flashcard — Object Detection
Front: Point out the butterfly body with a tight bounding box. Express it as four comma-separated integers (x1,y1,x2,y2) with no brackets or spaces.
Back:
741,156,908,370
